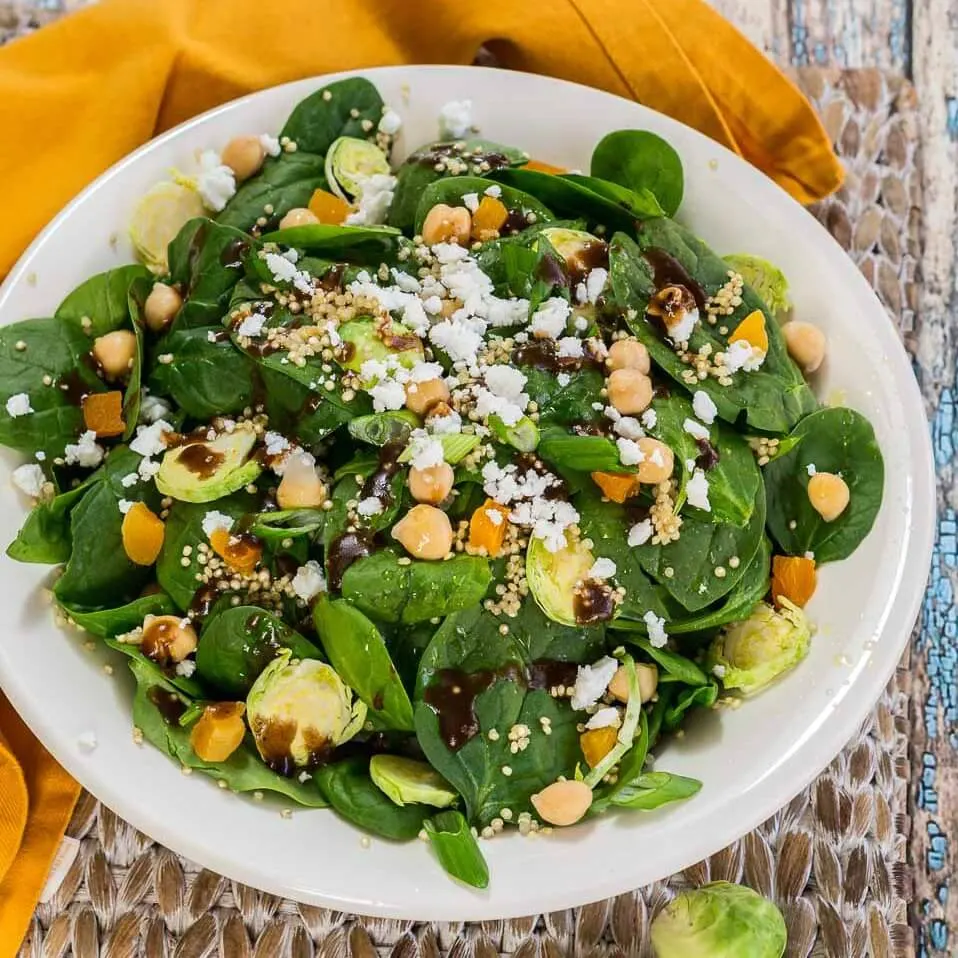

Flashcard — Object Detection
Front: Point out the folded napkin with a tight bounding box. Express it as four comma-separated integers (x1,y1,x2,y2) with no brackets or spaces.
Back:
0,0,841,947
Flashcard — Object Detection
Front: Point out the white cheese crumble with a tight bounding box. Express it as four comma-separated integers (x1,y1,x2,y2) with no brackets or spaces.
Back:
77,731,98,752
175,660,197,678
407,430,445,470
429,409,463,435
692,390,717,424
201,511,234,538
614,416,645,441
409,361,444,383
264,431,290,456
571,656,619,711
439,99,473,138
557,337,584,359
509,497,579,553
259,133,281,156
576,267,609,305
530,297,570,339
120,472,139,488
345,173,397,226
585,707,622,730
686,469,711,512
5,393,32,418
628,519,653,547
291,560,327,602
130,420,172,458
484,508,503,526
588,557,617,580
806,463,817,476
378,108,402,135
723,338,765,373
640,408,658,430
356,496,384,518
196,150,237,212
139,394,172,424
667,306,700,344
429,318,484,363
12,463,45,498
237,313,267,338
461,192,480,213
683,417,710,441
64,430,104,468
616,437,645,466
644,611,669,648
712,664,727,679
263,251,313,296
118,499,134,514
484,184,502,198
556,372,571,387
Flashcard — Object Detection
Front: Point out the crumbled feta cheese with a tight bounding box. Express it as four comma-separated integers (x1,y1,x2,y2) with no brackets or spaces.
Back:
583,268,608,304
378,108,402,135
237,313,267,338
530,297,570,339
806,463,817,476
574,316,590,332
614,416,645,441
616,437,645,466
461,192,480,213
206,330,218,343
259,134,281,156
139,394,172,425
77,731,98,752
484,508,503,526
712,664,727,679
640,408,658,430
34,451,45,462
291,560,327,602
369,379,407,412
422,295,443,315
429,318,484,363
484,184,502,198
64,430,104,468
344,173,397,226
556,336,584,359
667,306,700,343
585,707,622,730
692,390,717,424
685,459,696,472
263,251,313,296
130,420,172,458
5,393,32,418
118,472,138,488
439,99,473,138
201,511,234,538
588,557,617,580
484,365,528,401
409,361,444,383
118,499,134,514
324,321,342,346
723,338,765,373
356,496,384,518
175,660,197,678
429,409,463,435
391,269,421,294
138,457,161,481
264,431,290,456
683,417,710,441
571,656,618,711
686,469,711,512
644,611,669,648
407,430,445,470
196,149,236,212
628,519,653,547
12,463,44,498
509,497,579,552
556,372,571,387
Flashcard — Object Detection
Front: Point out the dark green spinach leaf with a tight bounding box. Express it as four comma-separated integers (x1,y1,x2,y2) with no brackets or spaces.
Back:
424,810,489,889
591,130,684,217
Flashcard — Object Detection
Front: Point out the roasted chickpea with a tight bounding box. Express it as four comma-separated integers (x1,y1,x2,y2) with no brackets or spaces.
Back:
608,663,659,704
635,438,674,485
782,320,826,374
276,452,327,509
190,702,247,762
220,135,267,182
408,462,455,505
607,338,650,374
531,780,593,827
279,207,320,230
92,330,137,380
807,471,849,522
405,377,450,415
143,282,182,333
392,504,453,560
140,614,197,665
421,204,472,246
607,367,653,415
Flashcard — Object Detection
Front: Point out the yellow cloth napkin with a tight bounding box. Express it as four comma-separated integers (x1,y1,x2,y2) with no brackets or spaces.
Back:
0,0,842,279
0,694,79,958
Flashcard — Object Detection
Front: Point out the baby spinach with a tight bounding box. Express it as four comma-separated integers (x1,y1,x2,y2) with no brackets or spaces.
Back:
315,757,429,841
591,130,684,217
261,223,400,253
313,596,415,731
249,508,325,542
55,264,151,336
625,637,710,687
414,176,553,235
123,278,150,438
764,406,884,563
281,77,384,156
475,234,563,308
7,479,92,564
518,365,604,429
538,429,623,474
607,771,702,810
63,592,178,637
424,810,489,889
340,551,492,625
663,682,719,730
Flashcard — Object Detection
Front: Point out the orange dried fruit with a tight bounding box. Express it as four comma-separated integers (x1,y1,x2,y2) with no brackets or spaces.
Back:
770,555,817,608
82,390,125,438
591,471,641,504
729,309,768,355
471,195,508,241
190,702,247,762
580,726,618,767
468,498,510,557
121,502,165,566
524,159,566,174
209,528,262,576
307,188,351,225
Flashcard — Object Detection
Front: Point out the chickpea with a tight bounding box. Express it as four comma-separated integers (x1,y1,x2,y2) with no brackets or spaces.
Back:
190,702,247,762
807,471,849,522
782,320,826,374
140,614,197,665
276,452,327,509
439,298,463,319
405,377,450,415
608,663,659,704
392,504,453,560
607,338,650,374
421,204,472,246
92,330,137,380
144,282,182,333
607,367,653,415
220,135,267,182
635,437,675,485
279,207,320,230
531,779,593,827
408,462,454,505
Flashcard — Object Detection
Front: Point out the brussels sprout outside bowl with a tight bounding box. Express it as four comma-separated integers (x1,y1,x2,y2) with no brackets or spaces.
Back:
0,64,935,920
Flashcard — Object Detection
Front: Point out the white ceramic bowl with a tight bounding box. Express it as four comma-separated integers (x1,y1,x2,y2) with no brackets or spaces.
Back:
0,65,935,920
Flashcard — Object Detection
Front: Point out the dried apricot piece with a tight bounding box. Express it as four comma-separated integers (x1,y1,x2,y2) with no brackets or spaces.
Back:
591,471,641,504
580,726,618,767
82,391,125,438
729,309,769,355
524,159,566,174
307,188,351,225
471,195,508,241
770,555,817,608
190,702,247,762
121,502,165,566
468,499,510,557
209,528,262,576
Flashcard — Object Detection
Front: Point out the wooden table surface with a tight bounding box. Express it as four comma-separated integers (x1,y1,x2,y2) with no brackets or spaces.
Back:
709,3,957,956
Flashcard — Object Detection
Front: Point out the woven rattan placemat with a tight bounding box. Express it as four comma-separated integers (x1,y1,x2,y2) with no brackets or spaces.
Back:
0,35,921,956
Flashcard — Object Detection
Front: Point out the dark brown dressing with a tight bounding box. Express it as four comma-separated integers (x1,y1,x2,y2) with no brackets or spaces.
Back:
566,240,609,288
361,439,405,503
573,580,616,625
219,237,250,269
206,328,230,343
251,717,332,778
188,585,219,622
423,668,498,750
412,142,511,171
148,687,187,725
695,437,721,471
501,209,531,235
177,443,225,479
643,248,707,311
58,370,93,406
206,701,244,719
141,617,178,664
527,659,579,691
319,263,346,291
326,531,375,591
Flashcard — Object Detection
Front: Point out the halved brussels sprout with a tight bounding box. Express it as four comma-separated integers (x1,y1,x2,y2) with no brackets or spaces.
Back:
369,754,458,808
129,180,205,274
706,599,810,696
246,649,366,775
349,410,421,446
325,137,391,201
526,535,594,626
338,317,424,373
540,227,600,263
156,422,263,503
723,254,791,317
489,413,540,453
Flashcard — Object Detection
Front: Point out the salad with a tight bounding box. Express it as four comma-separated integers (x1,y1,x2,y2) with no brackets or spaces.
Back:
0,77,884,889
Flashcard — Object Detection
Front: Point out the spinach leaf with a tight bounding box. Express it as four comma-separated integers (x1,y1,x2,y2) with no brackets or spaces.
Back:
414,176,553,235
608,228,816,434
313,596,415,731
123,278,150,439
608,771,702,810
590,710,650,815
55,264,152,336
518,365,604,428
249,508,325,542
590,130,684,217
63,592,178,637
538,429,623,473
281,77,384,155
127,655,328,806
625,637,710,686
562,174,665,218
261,223,400,254
315,757,429,841
340,551,492,625
474,234,564,307
6,479,92,564
196,605,322,697
663,682,719,730
147,327,254,419
424,810,489,889
764,406,883,563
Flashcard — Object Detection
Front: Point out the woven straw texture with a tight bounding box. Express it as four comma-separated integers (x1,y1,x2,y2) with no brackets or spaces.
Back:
0,7,924,949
